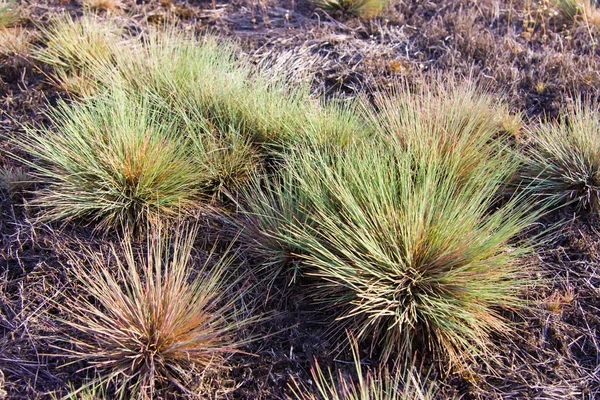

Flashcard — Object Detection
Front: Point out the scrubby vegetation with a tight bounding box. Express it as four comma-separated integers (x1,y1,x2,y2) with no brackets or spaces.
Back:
2,0,600,398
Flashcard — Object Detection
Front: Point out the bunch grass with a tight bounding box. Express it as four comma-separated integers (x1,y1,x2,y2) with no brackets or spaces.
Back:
17,88,204,229
20,22,370,229
91,27,368,151
551,0,600,27
243,138,537,367
55,225,253,398
0,0,18,29
34,14,123,94
520,99,600,214
363,79,519,184
0,27,32,58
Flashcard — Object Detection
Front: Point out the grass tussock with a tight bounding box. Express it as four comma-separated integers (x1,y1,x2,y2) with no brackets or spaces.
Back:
19,23,369,229
0,0,18,29
82,0,123,13
288,337,437,400
520,99,600,214
18,89,204,229
551,0,600,27
243,140,537,367
0,26,32,58
314,0,387,19
364,79,520,183
91,28,367,149
35,14,123,94
56,226,253,398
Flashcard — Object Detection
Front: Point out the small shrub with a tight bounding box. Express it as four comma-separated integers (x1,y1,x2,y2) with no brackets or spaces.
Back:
520,100,600,213
244,141,537,367
55,226,253,398
18,89,204,229
314,0,387,19
288,337,437,400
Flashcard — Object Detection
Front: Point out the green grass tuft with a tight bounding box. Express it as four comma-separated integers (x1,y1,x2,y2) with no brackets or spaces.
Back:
20,23,370,229
243,138,537,367
363,79,519,185
34,14,123,95
91,28,368,150
0,0,18,29
18,89,204,229
520,99,600,214
551,0,600,26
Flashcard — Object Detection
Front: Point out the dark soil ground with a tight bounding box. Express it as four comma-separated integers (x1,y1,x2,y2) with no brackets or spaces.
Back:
2,0,600,398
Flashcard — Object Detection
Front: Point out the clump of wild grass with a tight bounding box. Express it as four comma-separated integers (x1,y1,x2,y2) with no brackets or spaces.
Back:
363,79,519,183
0,0,30,58
288,336,437,400
0,27,33,58
551,0,600,27
17,89,204,229
34,14,123,95
314,0,387,19
235,172,313,281
56,226,253,398
0,1,18,29
243,139,537,367
0,166,31,198
91,28,367,150
19,23,367,229
520,100,600,214
22,18,372,232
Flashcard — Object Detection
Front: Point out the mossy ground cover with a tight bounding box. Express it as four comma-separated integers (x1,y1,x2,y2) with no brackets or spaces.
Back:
1,0,600,399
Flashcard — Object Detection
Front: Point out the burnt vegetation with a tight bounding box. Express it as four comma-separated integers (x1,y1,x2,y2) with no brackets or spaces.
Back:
1,0,600,398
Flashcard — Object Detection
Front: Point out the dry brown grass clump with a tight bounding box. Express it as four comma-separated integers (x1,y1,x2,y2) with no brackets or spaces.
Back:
55,226,255,398
314,0,387,19
0,27,32,58
82,0,123,13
